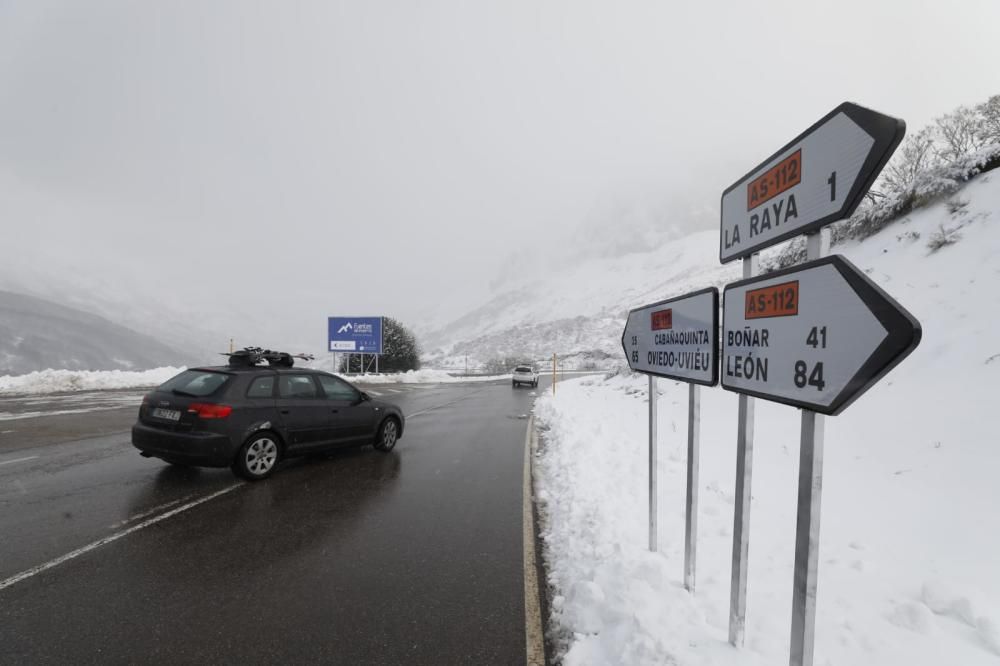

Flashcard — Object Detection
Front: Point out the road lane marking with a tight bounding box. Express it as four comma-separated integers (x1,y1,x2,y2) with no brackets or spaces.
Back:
0,483,243,593
108,494,198,529
523,416,545,666
0,455,38,467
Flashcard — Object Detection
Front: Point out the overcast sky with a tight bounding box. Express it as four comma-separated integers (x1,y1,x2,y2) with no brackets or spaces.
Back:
1,0,998,351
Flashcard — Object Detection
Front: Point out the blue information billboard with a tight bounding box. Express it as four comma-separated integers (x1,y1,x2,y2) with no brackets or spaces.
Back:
328,317,383,354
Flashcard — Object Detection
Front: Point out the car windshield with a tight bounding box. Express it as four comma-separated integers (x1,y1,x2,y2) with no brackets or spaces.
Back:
514,366,532,373
157,370,231,397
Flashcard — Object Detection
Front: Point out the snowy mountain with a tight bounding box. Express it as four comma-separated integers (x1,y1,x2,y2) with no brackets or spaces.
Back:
0,290,196,375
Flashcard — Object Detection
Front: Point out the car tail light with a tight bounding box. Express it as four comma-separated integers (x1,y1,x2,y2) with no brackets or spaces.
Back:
187,403,233,419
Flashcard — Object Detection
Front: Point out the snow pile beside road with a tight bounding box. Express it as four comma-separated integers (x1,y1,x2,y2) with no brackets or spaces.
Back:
532,173,1000,665
0,367,185,395
344,369,510,384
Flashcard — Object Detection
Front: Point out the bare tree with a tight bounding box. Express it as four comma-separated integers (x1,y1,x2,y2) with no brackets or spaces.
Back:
882,127,940,195
936,106,988,162
977,95,1000,144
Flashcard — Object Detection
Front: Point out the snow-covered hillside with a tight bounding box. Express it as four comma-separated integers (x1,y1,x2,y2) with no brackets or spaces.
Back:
425,165,998,372
532,171,1000,664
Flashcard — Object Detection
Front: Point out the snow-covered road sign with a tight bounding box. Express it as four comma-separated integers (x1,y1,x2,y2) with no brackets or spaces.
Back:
720,102,904,263
622,287,719,386
721,255,920,414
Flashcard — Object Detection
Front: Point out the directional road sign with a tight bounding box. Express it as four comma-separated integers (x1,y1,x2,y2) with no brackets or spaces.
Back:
720,102,905,263
328,317,383,353
622,287,719,386
721,255,920,414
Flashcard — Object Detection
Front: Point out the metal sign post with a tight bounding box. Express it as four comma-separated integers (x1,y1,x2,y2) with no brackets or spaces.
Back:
729,251,757,647
622,288,719,558
684,382,700,592
789,228,829,666
648,375,658,552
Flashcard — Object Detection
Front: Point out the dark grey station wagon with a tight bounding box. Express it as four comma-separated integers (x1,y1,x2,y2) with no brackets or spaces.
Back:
132,364,404,481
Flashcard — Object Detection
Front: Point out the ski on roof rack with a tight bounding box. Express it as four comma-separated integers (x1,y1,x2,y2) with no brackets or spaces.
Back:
221,347,316,368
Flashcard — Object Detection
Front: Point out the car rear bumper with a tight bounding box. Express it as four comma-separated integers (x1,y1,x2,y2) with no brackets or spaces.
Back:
132,422,235,467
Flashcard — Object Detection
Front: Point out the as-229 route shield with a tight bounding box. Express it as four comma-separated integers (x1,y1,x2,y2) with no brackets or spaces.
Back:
622,287,719,386
721,255,920,415
719,102,905,264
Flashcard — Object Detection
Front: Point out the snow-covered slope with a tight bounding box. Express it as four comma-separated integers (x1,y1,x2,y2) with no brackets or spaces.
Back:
423,231,739,367
0,290,197,374
532,172,1000,664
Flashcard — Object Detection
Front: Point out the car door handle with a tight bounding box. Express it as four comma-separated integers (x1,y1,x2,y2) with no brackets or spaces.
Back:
280,409,290,414
331,409,339,414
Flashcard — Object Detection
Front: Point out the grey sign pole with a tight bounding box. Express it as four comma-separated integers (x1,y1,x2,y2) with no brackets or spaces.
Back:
648,375,658,552
789,229,830,666
729,251,758,647
684,383,700,593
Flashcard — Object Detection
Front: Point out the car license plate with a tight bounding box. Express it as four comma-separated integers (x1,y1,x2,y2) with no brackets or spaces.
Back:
152,408,181,421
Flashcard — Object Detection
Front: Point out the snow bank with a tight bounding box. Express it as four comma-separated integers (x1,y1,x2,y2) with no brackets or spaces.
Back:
340,369,510,384
533,172,1000,665
0,367,185,395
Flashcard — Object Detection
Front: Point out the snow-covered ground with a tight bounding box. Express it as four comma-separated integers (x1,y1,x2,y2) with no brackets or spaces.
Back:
0,367,186,395
532,172,1000,665
341,369,510,384
0,365,513,395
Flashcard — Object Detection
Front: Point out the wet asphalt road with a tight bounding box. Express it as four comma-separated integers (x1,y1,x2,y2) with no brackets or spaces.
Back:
0,379,548,664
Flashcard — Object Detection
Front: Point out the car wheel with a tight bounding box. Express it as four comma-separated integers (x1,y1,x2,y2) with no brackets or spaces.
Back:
232,433,281,481
533,380,538,388
374,417,400,452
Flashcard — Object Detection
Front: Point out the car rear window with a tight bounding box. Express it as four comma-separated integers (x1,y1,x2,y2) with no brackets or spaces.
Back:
514,366,533,372
158,370,231,397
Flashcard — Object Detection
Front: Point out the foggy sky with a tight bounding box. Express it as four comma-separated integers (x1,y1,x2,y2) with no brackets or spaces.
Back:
1,0,998,352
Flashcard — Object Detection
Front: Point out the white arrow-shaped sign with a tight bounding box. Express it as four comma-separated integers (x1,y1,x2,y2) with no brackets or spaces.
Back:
721,255,920,414
720,102,904,264
622,287,719,386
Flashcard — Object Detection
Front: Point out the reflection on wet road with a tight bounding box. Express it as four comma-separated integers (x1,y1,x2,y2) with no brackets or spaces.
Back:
0,379,546,664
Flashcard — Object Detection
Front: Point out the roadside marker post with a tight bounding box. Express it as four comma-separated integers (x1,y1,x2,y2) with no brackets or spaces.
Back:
621,288,719,564
718,102,917,665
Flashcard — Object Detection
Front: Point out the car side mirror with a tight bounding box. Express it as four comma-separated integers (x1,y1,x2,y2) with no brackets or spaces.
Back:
359,391,371,402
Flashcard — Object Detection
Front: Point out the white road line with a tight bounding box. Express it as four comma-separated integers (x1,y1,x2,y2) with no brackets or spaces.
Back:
523,416,545,665
0,483,243,592
0,455,38,467
108,494,197,529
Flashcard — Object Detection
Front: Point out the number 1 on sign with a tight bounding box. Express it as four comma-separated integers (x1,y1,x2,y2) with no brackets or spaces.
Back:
828,171,837,201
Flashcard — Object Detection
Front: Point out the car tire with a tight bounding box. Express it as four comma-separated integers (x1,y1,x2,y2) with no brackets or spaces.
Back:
512,380,517,388
374,417,400,452
232,432,281,481
533,380,538,388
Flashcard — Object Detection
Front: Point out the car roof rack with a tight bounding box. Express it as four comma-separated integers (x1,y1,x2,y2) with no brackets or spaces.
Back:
221,347,316,368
